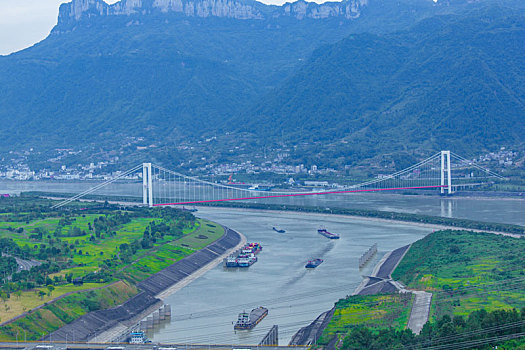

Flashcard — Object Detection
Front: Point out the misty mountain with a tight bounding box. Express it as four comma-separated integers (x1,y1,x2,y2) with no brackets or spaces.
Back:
236,5,525,165
0,0,523,166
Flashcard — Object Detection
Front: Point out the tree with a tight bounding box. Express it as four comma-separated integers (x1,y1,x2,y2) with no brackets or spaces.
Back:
38,290,46,300
46,285,55,297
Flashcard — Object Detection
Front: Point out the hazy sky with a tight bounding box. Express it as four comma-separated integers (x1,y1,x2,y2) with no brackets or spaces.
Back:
0,0,117,55
0,0,323,56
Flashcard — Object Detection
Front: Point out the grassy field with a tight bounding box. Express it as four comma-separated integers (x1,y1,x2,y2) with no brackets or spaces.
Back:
171,219,224,250
318,293,414,345
0,281,137,341
391,230,525,320
0,200,229,341
0,204,228,327
0,282,111,324
119,219,224,284
318,230,525,346
0,215,153,265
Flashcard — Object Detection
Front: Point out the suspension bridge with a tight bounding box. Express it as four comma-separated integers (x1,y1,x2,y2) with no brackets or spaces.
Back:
52,151,505,209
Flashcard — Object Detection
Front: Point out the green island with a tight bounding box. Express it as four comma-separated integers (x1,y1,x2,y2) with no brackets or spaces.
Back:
0,196,224,340
318,230,525,349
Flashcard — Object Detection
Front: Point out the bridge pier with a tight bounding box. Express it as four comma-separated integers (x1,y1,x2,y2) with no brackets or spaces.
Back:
440,151,452,195
143,163,153,207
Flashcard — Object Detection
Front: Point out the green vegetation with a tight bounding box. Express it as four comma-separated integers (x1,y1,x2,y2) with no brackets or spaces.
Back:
392,230,525,320
0,196,227,340
319,230,525,347
1,0,524,170
242,7,525,167
338,308,525,350
0,196,226,328
318,294,413,345
0,281,137,341
119,219,224,284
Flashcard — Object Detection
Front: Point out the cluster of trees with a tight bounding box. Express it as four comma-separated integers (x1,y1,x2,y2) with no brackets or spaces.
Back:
0,256,18,279
7,261,66,292
114,208,195,263
0,204,197,298
339,308,525,350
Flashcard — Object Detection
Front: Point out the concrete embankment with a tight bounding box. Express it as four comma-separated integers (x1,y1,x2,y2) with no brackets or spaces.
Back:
289,245,412,346
353,245,410,296
289,307,335,346
43,226,245,343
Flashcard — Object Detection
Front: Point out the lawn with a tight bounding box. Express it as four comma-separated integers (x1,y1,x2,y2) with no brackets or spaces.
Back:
0,282,111,324
318,293,414,345
0,281,137,341
0,206,214,326
391,230,525,320
171,219,224,250
118,219,224,283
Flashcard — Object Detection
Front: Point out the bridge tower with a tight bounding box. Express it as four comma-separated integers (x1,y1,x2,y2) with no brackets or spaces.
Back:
143,163,153,207
440,151,452,195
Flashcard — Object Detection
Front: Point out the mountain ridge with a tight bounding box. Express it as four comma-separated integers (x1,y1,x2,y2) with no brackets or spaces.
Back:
235,7,525,165
55,0,369,26
0,0,523,169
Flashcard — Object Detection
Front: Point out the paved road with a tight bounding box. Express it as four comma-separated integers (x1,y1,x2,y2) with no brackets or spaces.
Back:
407,291,432,334
1,254,41,271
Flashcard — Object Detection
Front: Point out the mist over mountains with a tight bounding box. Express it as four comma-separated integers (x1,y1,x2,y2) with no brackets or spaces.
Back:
0,0,524,168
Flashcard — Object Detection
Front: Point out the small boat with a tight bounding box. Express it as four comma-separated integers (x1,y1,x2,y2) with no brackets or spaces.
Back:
318,228,340,239
234,307,268,330
305,258,323,268
273,227,286,233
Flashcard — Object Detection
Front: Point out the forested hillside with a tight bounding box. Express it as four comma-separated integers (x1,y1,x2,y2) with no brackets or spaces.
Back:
0,0,523,166
239,7,525,164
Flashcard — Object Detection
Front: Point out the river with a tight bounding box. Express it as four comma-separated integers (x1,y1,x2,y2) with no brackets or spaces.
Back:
1,180,524,225
1,180,524,344
152,207,432,345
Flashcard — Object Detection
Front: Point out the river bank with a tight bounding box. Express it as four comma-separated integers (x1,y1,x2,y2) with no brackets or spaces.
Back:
42,225,244,343
93,227,247,343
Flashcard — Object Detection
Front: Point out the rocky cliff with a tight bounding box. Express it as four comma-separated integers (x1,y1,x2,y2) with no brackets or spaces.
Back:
56,0,369,25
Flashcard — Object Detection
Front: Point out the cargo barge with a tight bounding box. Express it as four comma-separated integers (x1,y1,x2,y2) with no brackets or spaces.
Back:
225,243,262,268
234,307,268,330
318,228,340,239
305,258,323,268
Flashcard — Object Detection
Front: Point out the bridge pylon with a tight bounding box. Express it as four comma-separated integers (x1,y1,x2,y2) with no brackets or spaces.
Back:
440,150,452,195
143,163,153,207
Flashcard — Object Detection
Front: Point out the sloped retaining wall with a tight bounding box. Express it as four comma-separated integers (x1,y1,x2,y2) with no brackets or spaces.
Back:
43,226,242,342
